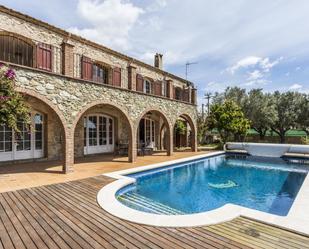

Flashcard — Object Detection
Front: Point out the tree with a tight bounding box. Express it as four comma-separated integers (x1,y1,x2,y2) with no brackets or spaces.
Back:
244,89,276,140
297,94,309,136
0,64,30,131
212,87,247,108
270,91,302,143
206,100,251,143
174,120,187,135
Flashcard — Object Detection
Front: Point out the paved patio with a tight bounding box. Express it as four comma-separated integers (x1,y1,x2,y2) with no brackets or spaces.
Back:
0,151,208,193
1,175,309,249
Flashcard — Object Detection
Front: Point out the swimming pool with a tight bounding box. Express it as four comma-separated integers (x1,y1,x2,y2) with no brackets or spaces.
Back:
98,151,309,231
116,154,307,216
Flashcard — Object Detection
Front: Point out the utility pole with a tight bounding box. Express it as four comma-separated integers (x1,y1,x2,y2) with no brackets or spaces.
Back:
204,92,213,116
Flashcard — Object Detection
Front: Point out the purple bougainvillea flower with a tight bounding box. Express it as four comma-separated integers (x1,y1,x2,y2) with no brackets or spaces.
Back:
0,62,4,68
5,68,15,80
0,96,10,101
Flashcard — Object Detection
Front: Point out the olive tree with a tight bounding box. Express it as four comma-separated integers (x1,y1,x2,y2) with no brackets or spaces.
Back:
297,94,309,135
244,89,276,140
206,100,251,143
270,91,302,143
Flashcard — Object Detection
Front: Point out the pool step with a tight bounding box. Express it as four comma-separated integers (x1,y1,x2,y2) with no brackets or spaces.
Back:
118,193,185,215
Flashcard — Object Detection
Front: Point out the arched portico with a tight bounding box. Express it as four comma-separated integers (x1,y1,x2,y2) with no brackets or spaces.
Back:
173,113,197,152
72,101,135,163
8,88,73,173
135,109,173,157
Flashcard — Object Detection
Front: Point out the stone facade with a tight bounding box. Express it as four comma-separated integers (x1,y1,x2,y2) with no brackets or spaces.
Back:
0,6,198,173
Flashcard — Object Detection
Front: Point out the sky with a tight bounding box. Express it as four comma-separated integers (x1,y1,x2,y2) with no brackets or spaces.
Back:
1,0,309,106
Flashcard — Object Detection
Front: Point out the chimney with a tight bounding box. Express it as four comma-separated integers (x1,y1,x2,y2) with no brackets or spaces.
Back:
154,53,163,70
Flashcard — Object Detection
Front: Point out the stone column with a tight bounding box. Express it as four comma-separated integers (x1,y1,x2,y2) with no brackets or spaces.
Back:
166,122,173,156
188,86,192,104
128,65,137,91
191,88,197,105
166,80,174,99
63,130,74,173
191,131,198,152
128,126,137,162
61,41,74,77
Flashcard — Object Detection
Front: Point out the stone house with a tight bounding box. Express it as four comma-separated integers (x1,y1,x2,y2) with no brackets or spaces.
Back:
0,5,198,173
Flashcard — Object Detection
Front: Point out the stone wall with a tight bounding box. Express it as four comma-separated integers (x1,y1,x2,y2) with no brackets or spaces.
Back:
15,67,197,131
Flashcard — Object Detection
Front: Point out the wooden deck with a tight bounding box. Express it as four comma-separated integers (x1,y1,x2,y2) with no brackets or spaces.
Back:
0,176,308,249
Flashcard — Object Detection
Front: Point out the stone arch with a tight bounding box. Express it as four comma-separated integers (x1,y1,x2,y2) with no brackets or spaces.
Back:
72,100,135,162
135,108,173,156
174,113,197,152
15,88,72,172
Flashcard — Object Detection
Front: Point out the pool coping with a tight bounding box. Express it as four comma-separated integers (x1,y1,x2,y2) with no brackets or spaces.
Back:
97,151,309,235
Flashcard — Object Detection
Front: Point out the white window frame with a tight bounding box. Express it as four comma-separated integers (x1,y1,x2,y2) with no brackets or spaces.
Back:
0,112,44,162
84,114,114,155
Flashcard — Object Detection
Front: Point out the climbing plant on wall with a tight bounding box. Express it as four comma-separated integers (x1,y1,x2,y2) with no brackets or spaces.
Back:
0,64,30,131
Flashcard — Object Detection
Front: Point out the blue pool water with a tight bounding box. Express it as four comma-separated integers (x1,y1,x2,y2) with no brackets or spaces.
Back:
117,154,308,216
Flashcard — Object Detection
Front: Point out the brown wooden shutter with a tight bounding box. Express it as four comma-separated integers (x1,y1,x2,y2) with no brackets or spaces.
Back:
37,43,52,71
112,67,121,87
136,74,144,92
183,88,189,102
154,81,162,96
81,56,93,80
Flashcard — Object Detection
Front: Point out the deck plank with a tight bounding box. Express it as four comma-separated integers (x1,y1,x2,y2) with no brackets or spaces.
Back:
0,175,308,249
0,195,28,249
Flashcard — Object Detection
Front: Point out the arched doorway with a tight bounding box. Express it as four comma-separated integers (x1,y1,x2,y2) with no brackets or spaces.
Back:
173,114,197,152
1,90,69,172
136,110,172,156
72,102,134,162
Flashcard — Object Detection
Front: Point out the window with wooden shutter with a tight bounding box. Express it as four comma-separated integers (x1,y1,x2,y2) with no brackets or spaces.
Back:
154,81,162,96
112,67,121,87
37,43,52,71
81,56,93,80
136,74,144,92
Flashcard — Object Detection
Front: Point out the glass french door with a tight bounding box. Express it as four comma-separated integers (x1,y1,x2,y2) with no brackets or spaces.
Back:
0,113,44,162
84,114,114,155
138,118,155,147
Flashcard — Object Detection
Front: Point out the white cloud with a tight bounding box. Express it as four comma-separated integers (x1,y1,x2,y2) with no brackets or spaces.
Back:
228,56,282,74
289,83,303,90
243,79,269,86
68,0,143,50
247,70,263,81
